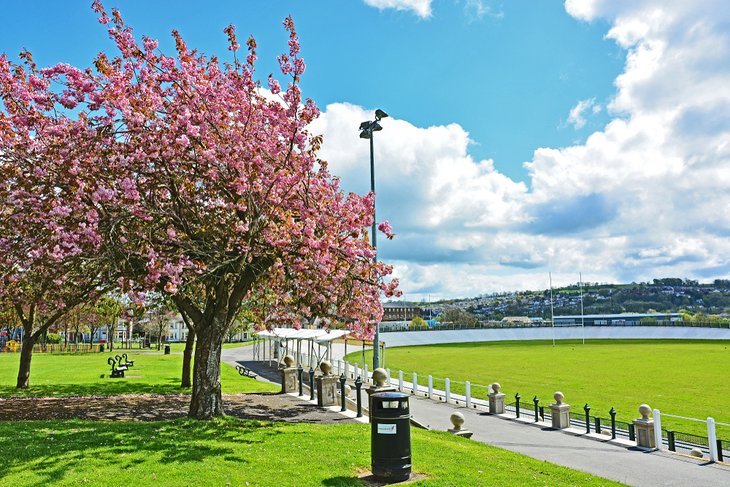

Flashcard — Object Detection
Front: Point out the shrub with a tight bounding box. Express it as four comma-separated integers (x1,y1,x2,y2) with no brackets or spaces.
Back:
45,333,63,344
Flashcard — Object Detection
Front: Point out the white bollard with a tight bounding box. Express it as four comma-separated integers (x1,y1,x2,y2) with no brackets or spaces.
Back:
364,364,369,384
466,381,471,408
653,409,663,450
344,361,350,379
354,363,359,381
708,417,719,462
412,372,418,394
386,368,391,385
428,375,433,399
445,378,451,404
398,370,404,392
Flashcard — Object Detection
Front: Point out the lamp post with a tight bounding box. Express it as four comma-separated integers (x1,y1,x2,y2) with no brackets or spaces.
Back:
359,108,388,370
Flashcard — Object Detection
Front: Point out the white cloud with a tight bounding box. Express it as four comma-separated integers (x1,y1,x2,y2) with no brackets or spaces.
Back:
362,0,432,18
464,0,503,21
567,98,599,129
314,2,730,300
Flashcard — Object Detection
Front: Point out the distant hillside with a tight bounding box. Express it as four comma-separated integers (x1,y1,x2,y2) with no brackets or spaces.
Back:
420,278,730,321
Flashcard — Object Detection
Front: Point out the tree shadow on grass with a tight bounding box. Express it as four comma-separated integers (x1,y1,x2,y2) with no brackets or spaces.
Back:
0,381,190,399
0,417,283,486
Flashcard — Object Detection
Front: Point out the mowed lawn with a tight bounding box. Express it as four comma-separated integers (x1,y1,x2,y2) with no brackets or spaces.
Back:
0,351,278,397
349,339,730,438
0,418,624,486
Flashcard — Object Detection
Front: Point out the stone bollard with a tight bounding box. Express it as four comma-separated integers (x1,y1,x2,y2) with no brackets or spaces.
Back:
633,404,656,448
316,360,339,407
280,355,297,393
549,392,570,429
366,368,397,422
488,383,506,414
447,412,473,439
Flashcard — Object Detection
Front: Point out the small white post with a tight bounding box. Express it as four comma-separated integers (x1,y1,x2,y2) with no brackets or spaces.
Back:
412,372,418,394
354,363,359,380
398,370,404,392
386,368,391,385
708,417,719,462
344,361,350,379
363,364,369,384
428,375,433,399
653,409,663,450
445,378,451,404
466,381,471,408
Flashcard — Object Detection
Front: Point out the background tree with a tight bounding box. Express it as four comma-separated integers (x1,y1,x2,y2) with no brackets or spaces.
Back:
438,308,480,327
143,296,175,350
409,316,426,330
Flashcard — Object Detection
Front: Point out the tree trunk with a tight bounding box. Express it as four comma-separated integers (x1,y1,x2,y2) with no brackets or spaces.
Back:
181,326,196,388
109,321,114,351
188,323,225,419
16,331,36,388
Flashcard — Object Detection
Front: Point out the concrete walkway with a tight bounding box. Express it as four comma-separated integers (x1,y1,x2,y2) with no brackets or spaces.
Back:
223,343,730,487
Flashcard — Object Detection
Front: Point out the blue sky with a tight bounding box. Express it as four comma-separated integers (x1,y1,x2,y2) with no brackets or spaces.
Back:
3,1,730,300
0,1,622,182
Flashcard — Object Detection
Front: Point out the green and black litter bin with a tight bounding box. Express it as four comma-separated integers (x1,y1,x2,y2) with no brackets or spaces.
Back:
370,391,411,481
164,344,170,355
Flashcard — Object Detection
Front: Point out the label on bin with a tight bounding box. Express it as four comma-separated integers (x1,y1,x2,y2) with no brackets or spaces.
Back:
377,423,397,434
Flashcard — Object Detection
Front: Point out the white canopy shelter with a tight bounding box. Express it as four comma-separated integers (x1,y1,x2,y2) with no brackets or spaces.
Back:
253,328,350,368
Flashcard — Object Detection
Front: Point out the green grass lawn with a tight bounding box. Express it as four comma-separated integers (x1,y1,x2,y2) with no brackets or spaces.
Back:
0,418,623,486
0,351,278,397
348,339,730,438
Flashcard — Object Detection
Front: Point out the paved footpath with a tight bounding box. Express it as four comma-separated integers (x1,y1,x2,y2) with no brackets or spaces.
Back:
224,343,730,487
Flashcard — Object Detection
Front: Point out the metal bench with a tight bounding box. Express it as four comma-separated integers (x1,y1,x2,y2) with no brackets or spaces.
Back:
235,364,257,378
115,353,134,367
108,356,128,378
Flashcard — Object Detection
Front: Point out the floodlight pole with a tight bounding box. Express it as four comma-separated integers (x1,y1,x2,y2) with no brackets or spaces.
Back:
369,132,380,370
360,109,388,370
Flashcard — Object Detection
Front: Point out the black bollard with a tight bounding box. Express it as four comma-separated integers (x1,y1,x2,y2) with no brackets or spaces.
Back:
584,404,591,433
309,367,315,400
533,396,539,423
355,376,363,417
340,373,347,412
609,407,617,439
515,393,521,419
297,365,304,397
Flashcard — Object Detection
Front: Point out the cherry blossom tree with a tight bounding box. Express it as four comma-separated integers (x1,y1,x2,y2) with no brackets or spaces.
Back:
0,48,112,386
0,3,398,417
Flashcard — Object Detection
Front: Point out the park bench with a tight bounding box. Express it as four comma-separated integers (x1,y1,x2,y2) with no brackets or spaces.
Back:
235,364,257,378
107,356,128,378
122,353,134,367
115,353,134,367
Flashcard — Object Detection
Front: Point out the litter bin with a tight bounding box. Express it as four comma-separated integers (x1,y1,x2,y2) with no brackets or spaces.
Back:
99,344,105,353
164,344,170,355
370,391,411,481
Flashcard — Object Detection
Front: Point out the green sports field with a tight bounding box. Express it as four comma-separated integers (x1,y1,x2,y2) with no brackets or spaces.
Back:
347,339,730,438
